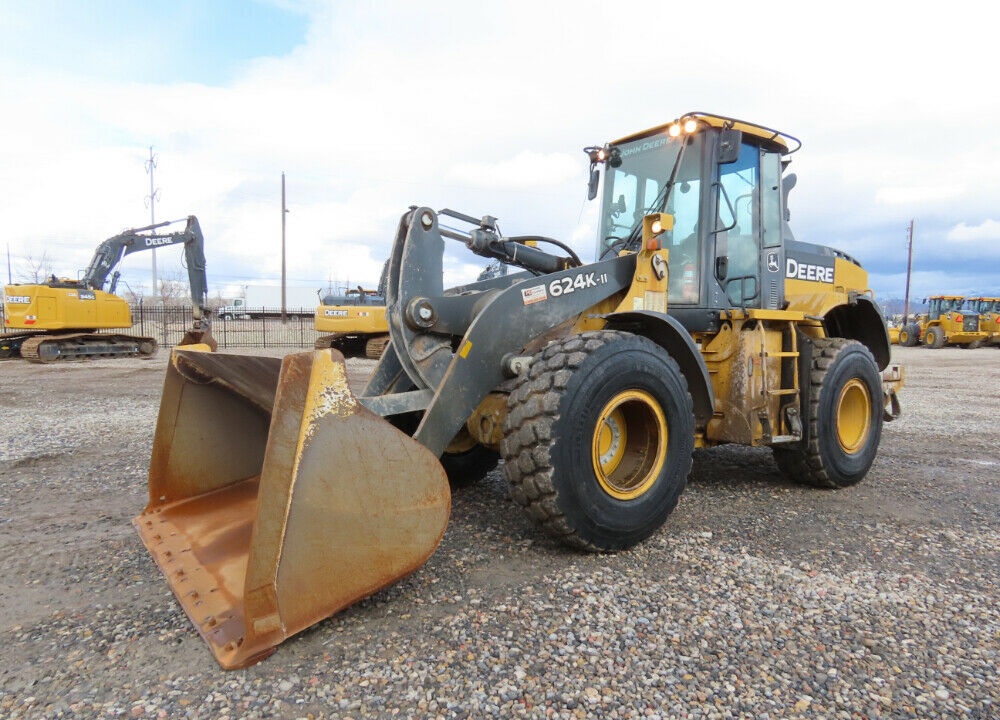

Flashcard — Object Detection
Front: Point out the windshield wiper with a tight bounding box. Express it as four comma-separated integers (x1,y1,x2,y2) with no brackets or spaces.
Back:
604,136,692,258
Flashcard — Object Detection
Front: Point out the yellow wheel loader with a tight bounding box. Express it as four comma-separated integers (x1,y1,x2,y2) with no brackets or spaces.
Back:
2,216,215,362
134,112,904,669
900,295,988,348
965,297,1000,347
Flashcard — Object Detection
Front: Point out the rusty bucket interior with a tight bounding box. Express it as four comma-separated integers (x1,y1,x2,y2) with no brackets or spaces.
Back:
134,348,450,669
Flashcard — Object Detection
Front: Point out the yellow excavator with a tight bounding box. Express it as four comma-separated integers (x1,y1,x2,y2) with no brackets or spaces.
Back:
313,285,389,359
134,113,904,669
2,216,214,362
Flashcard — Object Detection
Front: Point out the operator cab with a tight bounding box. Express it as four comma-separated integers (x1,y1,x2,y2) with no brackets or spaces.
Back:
925,296,963,321
591,112,800,333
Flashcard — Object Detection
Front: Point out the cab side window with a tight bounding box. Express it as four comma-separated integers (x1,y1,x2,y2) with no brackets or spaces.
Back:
717,143,760,306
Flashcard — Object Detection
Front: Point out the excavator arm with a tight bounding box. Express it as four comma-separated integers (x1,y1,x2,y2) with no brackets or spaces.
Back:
83,216,211,322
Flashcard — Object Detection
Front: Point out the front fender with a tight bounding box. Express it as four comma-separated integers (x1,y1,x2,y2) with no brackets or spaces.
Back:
603,310,714,429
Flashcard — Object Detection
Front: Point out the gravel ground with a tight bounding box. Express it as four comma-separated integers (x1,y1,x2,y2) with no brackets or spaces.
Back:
0,345,997,719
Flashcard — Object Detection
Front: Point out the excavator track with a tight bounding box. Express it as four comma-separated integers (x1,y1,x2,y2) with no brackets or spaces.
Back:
314,332,389,359
19,333,158,363
364,334,390,358
1,332,36,360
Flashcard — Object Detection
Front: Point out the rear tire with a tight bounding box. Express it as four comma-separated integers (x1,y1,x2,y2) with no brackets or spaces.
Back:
773,338,883,488
925,326,945,349
441,444,500,488
501,330,694,551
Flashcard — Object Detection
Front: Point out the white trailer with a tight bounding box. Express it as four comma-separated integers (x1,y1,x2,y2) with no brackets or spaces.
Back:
218,285,321,319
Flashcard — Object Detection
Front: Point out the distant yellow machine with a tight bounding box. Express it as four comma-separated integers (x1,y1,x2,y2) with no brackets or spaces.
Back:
898,295,988,348
966,296,1000,346
2,217,214,362
313,286,389,358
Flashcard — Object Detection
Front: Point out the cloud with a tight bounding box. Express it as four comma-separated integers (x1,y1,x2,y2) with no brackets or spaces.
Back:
876,186,965,205
947,219,1000,243
446,152,579,190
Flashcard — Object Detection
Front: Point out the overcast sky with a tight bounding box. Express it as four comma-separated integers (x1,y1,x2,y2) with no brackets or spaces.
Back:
2,0,997,304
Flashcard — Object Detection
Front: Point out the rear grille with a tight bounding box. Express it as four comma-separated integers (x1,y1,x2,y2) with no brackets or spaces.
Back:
964,315,980,332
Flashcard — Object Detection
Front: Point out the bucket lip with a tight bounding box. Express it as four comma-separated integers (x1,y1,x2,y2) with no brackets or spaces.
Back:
133,477,273,670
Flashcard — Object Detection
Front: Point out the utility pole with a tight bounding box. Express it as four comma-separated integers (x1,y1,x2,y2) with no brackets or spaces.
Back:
6,243,11,284
902,219,915,325
145,146,161,302
281,172,288,323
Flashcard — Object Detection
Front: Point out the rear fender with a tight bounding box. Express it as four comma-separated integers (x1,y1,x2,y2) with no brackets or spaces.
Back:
603,310,714,429
822,296,892,370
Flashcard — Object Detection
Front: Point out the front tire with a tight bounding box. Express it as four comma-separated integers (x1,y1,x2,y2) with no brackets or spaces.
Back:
899,324,919,347
773,338,883,488
501,331,694,551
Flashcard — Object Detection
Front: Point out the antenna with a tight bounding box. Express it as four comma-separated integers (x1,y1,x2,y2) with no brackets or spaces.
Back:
144,146,161,302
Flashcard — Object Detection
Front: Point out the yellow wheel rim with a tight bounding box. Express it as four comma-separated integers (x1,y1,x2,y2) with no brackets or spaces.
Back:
591,389,668,500
836,378,871,454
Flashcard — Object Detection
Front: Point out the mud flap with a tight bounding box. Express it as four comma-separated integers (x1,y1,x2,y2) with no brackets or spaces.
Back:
134,349,450,669
881,363,904,421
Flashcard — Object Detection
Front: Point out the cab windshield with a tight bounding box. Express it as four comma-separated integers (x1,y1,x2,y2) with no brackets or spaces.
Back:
597,132,704,302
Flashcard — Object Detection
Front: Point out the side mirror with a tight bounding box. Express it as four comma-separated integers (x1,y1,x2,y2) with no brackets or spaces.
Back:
587,165,600,201
718,129,743,164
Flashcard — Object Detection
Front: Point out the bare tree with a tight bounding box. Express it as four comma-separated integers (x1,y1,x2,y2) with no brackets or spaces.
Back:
17,251,54,283
121,283,146,305
157,270,190,307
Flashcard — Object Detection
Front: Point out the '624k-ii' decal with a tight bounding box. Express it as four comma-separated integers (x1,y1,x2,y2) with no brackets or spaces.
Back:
521,272,610,306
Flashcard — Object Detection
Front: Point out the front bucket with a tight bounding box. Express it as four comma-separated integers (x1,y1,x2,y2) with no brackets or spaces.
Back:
134,348,450,669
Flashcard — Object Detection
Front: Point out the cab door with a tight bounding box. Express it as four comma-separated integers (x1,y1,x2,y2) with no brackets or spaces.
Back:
715,142,784,310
